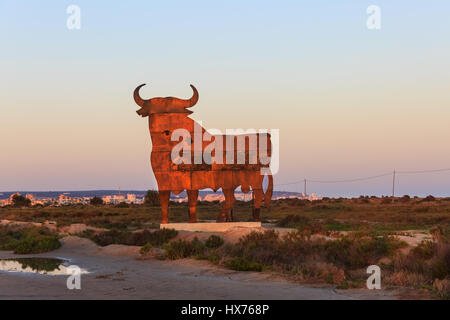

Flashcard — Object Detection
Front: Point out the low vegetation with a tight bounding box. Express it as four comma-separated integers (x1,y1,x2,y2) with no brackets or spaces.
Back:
140,243,152,255
205,235,225,248
83,228,178,247
225,258,263,272
2,196,449,234
385,229,450,298
153,229,449,298
0,226,61,254
11,194,31,207
164,238,206,260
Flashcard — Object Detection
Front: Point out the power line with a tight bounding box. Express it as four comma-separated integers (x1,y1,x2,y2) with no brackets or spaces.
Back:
307,172,393,184
274,172,392,187
274,166,450,188
392,170,396,200
396,168,450,174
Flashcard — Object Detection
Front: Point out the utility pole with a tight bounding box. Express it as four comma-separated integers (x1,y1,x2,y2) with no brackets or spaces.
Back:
304,179,307,195
392,170,396,202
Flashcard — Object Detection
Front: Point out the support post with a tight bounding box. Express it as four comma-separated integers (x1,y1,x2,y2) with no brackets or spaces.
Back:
392,170,396,202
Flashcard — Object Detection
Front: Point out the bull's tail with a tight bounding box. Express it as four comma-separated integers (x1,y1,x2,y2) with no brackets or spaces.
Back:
264,174,273,209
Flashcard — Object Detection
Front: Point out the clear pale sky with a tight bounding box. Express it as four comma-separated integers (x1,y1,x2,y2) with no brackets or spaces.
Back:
1,1,450,196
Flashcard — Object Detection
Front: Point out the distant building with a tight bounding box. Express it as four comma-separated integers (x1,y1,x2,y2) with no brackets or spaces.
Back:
102,193,142,204
273,192,322,201
235,193,252,202
58,194,71,205
126,194,136,203
203,194,225,202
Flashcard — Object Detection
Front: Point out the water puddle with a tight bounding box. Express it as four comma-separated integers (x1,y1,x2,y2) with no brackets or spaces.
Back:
0,258,89,275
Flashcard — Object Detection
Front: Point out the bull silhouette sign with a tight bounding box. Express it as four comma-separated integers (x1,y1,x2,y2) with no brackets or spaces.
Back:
133,84,278,223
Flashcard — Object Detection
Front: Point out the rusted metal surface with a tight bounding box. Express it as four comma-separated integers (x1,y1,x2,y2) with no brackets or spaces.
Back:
134,84,273,223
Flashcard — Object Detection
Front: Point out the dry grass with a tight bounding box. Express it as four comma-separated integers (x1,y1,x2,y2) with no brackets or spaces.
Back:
1,196,449,235
383,229,450,297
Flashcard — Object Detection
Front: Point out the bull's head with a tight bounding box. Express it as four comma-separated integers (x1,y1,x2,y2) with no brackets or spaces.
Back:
133,84,199,117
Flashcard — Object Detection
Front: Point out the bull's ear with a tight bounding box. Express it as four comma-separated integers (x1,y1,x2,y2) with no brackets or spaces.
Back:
136,109,149,117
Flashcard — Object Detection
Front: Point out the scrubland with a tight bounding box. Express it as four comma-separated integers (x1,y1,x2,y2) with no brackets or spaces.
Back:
1,195,449,298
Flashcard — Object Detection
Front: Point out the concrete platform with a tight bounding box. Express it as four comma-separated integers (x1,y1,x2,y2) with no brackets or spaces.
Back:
160,221,262,232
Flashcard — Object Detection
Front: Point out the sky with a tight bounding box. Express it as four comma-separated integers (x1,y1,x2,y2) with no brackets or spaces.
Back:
1,1,450,197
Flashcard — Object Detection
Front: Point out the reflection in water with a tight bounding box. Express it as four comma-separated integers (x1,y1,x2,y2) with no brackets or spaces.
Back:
0,258,89,275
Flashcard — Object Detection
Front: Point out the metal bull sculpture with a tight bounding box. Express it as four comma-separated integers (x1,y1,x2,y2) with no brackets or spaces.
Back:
133,84,273,223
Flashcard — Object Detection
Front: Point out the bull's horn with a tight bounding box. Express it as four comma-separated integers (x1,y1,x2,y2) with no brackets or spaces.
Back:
175,85,199,109
133,83,147,107
187,84,199,108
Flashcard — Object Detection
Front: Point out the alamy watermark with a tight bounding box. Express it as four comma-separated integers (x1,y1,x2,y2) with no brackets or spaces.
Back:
67,5,81,30
366,5,381,30
366,265,381,289
169,121,279,175
66,265,82,290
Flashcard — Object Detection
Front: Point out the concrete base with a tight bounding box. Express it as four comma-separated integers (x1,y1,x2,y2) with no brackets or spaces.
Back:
160,222,262,232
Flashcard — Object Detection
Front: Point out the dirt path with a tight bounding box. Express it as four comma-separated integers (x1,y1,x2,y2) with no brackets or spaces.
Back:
0,237,398,300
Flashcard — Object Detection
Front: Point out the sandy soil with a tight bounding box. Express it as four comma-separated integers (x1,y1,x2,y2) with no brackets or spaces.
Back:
0,236,401,300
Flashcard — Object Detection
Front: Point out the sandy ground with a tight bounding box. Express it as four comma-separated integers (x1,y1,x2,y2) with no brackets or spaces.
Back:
0,236,402,300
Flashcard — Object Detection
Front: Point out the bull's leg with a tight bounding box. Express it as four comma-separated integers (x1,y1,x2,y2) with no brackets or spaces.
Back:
217,189,235,222
252,189,263,221
187,190,199,223
159,191,170,224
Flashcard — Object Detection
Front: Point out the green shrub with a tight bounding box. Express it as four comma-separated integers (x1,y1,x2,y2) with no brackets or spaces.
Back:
276,215,323,233
164,237,206,260
91,228,178,247
13,235,61,254
11,194,31,207
140,243,152,255
325,234,405,269
144,190,160,206
129,228,178,246
207,253,221,264
92,229,129,246
411,241,435,260
116,202,129,208
422,195,436,202
399,195,411,203
90,196,104,205
225,258,263,272
0,226,60,254
205,235,224,248
324,218,357,231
